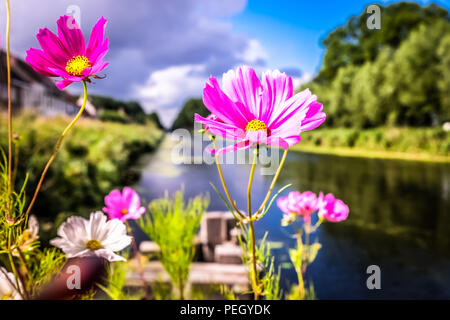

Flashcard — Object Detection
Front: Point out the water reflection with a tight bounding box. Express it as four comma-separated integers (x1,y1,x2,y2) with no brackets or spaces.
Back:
134,137,450,299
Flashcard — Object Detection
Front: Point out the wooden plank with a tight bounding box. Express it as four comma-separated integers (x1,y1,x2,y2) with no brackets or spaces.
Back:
126,261,250,287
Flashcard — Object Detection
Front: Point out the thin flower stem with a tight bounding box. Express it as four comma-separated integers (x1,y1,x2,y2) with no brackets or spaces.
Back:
7,228,28,299
247,146,260,300
302,223,311,276
23,80,88,219
254,148,289,217
5,0,12,218
126,222,150,300
211,137,246,220
247,146,259,216
296,232,305,299
248,220,259,300
12,138,19,190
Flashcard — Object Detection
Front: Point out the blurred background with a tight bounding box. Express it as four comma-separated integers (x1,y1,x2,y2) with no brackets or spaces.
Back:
0,0,449,299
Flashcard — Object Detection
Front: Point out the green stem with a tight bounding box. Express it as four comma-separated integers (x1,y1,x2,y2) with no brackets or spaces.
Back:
211,137,246,220
23,80,88,219
247,146,259,300
7,228,27,299
302,223,311,276
296,232,305,299
254,149,289,217
5,0,12,219
247,146,259,217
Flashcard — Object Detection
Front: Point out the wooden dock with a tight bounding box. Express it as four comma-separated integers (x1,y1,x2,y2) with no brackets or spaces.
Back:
126,211,255,293
126,261,250,289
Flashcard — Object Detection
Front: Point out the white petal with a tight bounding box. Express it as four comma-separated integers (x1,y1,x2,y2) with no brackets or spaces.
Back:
95,249,126,262
102,235,132,252
88,211,108,240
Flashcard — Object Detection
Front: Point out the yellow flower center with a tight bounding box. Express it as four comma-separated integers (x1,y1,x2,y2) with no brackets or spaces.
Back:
22,230,31,242
245,120,267,132
1,294,12,300
86,239,102,251
65,55,91,76
121,208,129,215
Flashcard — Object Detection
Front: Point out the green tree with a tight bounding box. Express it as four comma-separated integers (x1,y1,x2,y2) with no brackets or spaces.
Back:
383,21,450,125
317,2,448,83
437,34,450,122
171,98,209,130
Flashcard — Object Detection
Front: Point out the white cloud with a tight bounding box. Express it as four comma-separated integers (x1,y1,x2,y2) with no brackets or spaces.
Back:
134,64,207,127
292,72,313,89
237,39,268,64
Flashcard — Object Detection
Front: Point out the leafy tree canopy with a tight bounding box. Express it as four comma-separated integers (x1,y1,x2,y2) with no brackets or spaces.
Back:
317,2,449,83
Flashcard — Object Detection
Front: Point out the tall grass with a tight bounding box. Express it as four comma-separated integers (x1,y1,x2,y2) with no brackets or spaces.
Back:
138,190,209,299
0,112,163,221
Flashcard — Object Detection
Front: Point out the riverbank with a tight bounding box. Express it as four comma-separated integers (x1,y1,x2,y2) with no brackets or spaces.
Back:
0,113,164,220
293,127,450,163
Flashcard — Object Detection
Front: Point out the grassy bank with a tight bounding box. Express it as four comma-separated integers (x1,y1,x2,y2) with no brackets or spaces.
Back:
0,113,164,221
294,127,450,163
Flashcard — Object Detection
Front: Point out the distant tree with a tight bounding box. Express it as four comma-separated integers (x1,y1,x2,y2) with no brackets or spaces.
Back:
147,112,165,130
300,2,450,128
437,34,450,122
89,95,147,124
317,2,449,83
171,98,209,130
383,21,450,125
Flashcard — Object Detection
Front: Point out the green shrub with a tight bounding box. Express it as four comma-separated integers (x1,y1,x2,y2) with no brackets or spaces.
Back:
0,113,163,222
138,190,209,299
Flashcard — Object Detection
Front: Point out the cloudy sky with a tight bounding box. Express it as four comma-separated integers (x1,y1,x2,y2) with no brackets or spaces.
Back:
1,0,448,126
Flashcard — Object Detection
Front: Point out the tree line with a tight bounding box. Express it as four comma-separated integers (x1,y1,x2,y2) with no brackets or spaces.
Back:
302,2,450,128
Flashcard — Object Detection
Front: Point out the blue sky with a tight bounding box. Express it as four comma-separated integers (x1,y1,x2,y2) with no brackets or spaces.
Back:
1,0,449,126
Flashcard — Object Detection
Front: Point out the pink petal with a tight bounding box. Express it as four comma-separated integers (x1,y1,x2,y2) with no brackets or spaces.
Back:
86,61,109,76
261,70,293,123
57,15,85,57
195,114,245,140
48,67,83,81
207,140,251,155
245,129,268,145
86,16,108,63
56,79,75,90
277,196,290,214
222,66,262,119
268,89,313,130
25,48,61,77
36,28,71,67
203,76,251,129
300,102,326,131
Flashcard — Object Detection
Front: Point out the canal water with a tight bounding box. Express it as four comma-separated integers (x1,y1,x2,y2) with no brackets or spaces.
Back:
133,135,450,299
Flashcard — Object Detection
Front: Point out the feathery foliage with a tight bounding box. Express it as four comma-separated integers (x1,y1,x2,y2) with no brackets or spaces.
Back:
138,190,209,299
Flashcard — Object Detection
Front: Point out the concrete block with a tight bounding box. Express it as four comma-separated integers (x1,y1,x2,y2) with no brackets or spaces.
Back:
214,242,243,264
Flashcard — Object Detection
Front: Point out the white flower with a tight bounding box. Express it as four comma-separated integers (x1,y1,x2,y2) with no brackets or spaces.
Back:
443,122,450,132
0,268,22,300
50,211,132,262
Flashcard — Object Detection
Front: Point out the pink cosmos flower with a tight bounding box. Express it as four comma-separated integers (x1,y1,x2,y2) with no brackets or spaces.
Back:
277,191,320,225
26,15,109,90
318,192,349,222
103,187,146,222
195,66,326,154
